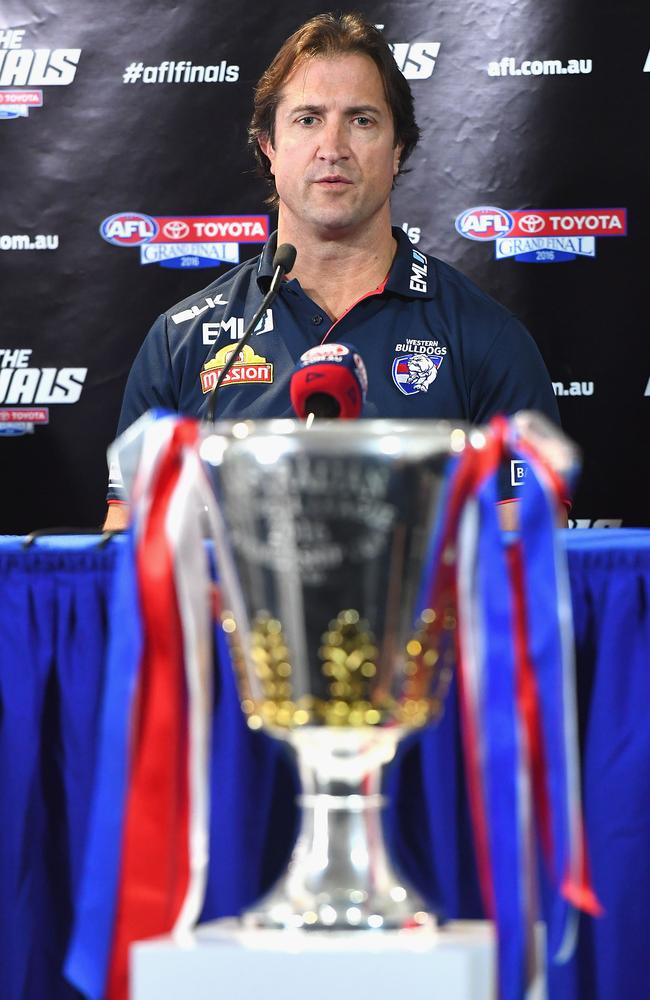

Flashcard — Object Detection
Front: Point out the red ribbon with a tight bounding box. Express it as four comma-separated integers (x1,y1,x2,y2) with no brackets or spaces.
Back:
106,421,198,1000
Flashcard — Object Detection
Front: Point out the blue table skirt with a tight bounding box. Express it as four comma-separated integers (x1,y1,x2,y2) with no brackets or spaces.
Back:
1,530,649,1000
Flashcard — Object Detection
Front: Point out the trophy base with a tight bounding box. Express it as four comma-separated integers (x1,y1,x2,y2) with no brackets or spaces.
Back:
241,876,435,932
242,728,436,932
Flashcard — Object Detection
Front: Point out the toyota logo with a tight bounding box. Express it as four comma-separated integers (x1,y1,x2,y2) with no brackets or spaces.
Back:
519,214,545,234
162,220,190,240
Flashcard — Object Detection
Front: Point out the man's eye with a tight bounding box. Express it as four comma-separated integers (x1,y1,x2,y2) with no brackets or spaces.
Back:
354,116,373,126
298,116,317,126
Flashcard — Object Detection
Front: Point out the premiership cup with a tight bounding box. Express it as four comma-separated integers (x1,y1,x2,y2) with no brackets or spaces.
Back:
201,419,472,932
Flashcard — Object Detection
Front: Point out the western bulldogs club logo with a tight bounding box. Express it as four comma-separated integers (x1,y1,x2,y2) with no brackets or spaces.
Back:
392,354,443,395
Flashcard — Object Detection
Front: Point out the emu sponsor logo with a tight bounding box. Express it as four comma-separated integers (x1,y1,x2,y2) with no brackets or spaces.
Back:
100,213,269,269
0,28,81,119
456,206,626,262
409,249,428,292
0,347,86,435
202,309,273,344
200,344,273,393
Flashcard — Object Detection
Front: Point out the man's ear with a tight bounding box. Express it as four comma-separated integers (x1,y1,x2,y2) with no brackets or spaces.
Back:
259,134,275,175
393,141,403,176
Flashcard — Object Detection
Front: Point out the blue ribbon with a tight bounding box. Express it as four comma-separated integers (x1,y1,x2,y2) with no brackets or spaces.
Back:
476,466,529,1000
64,532,142,999
516,445,576,959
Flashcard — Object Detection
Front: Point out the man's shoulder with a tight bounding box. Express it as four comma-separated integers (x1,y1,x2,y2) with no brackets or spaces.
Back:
160,254,263,327
390,229,516,329
425,251,516,326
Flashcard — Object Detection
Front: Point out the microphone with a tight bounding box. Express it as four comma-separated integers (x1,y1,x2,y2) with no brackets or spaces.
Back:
206,242,297,422
290,343,368,419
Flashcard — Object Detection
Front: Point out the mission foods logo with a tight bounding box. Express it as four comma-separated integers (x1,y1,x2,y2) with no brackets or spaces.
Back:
0,28,81,120
200,344,273,393
99,213,269,269
455,206,627,262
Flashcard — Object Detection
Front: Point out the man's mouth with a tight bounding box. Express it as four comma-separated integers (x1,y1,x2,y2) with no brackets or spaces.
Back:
315,175,353,185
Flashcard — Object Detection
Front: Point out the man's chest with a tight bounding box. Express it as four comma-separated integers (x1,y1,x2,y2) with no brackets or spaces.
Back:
171,290,468,421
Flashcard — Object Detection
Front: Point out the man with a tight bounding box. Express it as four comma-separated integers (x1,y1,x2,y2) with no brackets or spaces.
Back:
105,12,561,529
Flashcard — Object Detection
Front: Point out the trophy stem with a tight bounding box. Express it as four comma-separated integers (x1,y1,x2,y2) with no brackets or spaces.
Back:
242,728,434,931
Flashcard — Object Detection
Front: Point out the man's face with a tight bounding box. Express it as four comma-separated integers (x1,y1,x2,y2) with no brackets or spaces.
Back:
259,53,402,238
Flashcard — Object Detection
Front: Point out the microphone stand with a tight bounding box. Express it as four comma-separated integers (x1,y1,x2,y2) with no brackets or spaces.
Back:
205,244,296,423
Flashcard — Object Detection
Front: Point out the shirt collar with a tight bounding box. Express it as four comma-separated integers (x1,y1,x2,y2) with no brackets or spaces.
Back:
384,226,437,298
256,226,436,298
256,231,279,292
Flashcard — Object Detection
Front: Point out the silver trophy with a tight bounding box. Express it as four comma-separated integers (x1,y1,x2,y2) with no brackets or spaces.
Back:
201,419,472,933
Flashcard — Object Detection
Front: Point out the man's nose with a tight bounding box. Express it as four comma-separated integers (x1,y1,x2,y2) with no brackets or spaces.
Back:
317,120,350,161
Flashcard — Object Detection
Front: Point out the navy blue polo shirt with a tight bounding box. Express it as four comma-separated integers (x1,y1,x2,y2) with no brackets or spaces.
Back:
108,228,559,501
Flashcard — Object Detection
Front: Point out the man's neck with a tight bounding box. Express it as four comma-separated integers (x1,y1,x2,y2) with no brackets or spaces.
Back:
276,215,397,321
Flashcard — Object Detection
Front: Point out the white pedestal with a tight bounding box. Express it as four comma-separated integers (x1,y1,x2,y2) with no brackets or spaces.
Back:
131,919,545,1000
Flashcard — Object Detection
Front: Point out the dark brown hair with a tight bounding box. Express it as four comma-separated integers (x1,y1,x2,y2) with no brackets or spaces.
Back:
248,12,420,206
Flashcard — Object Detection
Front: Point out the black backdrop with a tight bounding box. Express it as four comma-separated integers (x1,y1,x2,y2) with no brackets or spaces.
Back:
1,0,648,533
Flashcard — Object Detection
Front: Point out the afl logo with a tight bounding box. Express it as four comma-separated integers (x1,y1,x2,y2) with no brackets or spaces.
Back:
455,206,514,242
100,212,159,246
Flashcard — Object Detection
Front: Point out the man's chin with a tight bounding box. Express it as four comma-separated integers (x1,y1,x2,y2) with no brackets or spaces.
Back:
279,198,387,239
317,218,357,236
309,211,365,238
